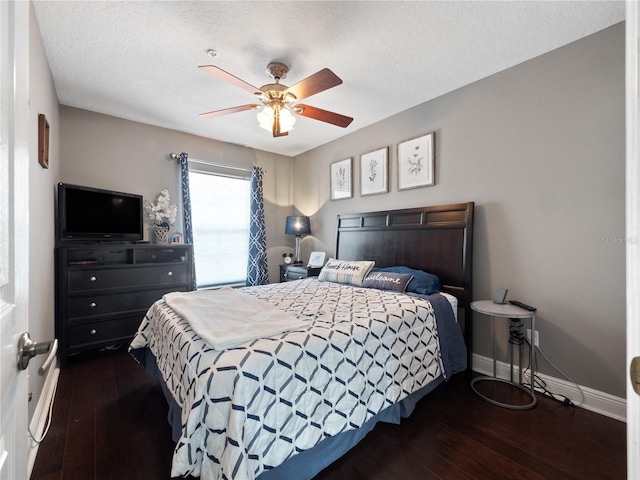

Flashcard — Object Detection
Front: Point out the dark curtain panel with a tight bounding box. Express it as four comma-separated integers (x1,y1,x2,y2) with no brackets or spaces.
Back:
178,152,197,290
246,166,268,286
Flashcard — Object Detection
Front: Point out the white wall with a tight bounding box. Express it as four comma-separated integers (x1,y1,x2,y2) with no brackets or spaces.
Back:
59,107,295,283
293,24,626,397
28,1,60,420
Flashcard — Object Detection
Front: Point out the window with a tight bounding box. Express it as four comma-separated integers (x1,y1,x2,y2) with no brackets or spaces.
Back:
188,168,251,288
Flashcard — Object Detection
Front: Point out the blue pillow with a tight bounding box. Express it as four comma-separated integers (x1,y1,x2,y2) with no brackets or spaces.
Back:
371,266,440,294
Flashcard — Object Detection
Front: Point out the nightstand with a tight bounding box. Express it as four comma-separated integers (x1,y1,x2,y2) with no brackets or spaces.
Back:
470,300,537,410
279,265,322,282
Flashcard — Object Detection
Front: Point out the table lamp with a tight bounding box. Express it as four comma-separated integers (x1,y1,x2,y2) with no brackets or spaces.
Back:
285,216,311,265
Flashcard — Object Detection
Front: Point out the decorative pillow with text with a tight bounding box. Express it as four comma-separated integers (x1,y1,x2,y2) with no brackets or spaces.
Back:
371,266,441,294
318,258,375,286
362,272,414,292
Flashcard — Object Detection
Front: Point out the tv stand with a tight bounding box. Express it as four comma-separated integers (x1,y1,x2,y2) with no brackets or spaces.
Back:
55,243,194,367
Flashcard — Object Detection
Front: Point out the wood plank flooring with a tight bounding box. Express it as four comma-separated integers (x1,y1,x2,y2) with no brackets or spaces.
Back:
31,346,626,480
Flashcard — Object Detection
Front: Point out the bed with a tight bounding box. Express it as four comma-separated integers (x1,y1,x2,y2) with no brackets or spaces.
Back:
129,201,474,480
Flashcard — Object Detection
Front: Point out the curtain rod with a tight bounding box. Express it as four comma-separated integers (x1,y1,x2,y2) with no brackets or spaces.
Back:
169,152,252,173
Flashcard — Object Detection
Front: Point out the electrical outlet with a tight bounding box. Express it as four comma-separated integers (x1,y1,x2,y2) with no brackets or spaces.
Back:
526,328,540,347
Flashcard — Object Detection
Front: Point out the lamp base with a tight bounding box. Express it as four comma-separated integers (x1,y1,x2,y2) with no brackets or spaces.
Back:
294,235,302,265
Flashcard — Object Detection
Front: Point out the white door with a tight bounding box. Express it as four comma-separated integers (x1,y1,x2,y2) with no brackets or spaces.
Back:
628,1,640,479
0,0,30,478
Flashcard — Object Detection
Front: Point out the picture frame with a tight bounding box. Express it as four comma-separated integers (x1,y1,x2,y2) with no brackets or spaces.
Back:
360,146,388,196
307,251,326,268
397,132,435,190
330,157,353,200
38,113,50,169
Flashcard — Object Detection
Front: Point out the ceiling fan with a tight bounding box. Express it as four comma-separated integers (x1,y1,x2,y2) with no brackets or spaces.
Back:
199,62,354,137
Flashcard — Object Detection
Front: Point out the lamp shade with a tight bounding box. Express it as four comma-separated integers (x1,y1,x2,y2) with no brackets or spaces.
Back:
285,216,311,235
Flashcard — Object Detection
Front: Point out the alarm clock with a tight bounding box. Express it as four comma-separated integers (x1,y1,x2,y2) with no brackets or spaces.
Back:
283,253,293,265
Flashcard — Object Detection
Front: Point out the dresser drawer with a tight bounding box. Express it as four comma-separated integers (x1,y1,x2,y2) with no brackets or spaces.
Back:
68,287,184,319
280,265,322,282
135,247,190,264
68,315,143,348
283,267,307,281
68,264,189,292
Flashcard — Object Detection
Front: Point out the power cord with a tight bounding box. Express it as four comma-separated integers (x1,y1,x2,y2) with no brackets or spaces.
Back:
535,341,585,407
520,337,585,407
509,318,525,346
28,375,58,445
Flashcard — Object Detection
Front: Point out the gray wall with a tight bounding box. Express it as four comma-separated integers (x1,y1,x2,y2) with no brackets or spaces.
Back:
53,23,626,398
28,2,61,420
293,24,626,397
59,107,295,284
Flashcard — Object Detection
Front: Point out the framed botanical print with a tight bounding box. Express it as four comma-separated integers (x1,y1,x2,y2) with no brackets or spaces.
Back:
360,146,388,196
330,157,353,200
397,132,435,190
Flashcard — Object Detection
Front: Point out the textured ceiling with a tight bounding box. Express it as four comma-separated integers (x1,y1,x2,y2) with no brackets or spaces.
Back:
33,1,625,157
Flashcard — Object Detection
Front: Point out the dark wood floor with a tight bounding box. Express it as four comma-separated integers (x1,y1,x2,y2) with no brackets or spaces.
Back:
31,346,626,480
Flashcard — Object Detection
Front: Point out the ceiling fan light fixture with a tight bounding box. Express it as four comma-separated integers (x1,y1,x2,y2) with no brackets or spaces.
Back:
257,106,275,131
257,105,295,134
279,108,296,132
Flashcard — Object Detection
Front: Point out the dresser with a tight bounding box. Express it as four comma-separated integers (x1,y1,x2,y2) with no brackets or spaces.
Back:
55,244,193,367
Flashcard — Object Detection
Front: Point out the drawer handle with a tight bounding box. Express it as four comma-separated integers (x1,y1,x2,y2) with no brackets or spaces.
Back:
90,276,97,282
90,302,97,308
167,271,173,276
90,329,97,335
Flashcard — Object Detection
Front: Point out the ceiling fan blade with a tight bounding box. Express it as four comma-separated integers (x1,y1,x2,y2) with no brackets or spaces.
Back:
285,68,343,101
295,104,353,128
199,65,262,95
199,104,260,119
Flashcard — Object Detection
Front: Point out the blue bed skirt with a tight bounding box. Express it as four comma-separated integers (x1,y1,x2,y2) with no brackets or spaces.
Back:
133,347,445,480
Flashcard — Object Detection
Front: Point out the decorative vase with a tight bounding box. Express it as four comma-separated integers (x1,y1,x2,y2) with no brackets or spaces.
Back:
153,225,170,244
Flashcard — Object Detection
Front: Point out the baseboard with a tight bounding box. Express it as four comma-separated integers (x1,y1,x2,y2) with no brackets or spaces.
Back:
472,353,626,422
27,364,60,478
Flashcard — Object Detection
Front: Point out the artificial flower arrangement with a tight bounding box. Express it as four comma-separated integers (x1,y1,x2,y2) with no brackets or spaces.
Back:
144,189,178,227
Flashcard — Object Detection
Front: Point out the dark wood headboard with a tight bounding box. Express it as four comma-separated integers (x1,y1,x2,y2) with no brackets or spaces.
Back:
335,202,475,353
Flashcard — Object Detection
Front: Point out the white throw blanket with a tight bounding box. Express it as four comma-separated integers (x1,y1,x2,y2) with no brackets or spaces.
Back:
163,288,306,350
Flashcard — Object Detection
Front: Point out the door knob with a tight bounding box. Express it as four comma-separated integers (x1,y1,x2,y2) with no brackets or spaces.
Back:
17,332,52,371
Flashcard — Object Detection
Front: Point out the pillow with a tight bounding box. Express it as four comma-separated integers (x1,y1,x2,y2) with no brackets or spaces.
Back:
362,271,413,292
318,258,375,286
371,266,440,294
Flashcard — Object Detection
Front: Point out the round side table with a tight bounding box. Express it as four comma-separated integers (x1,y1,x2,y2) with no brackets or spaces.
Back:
470,300,537,410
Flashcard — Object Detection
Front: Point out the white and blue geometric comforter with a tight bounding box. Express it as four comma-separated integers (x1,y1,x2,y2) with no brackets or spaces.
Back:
130,279,452,480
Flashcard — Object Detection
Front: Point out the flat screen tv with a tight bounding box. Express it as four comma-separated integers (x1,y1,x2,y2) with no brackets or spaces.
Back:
57,182,143,243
